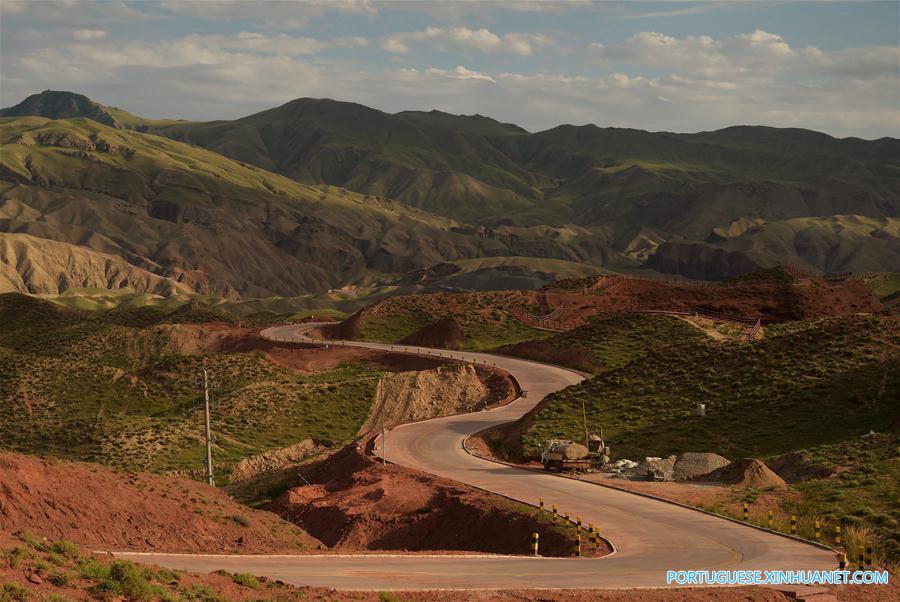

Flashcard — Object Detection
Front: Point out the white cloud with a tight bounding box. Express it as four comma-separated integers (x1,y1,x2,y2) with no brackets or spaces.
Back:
1,18,896,139
382,26,553,56
72,29,107,41
424,65,496,82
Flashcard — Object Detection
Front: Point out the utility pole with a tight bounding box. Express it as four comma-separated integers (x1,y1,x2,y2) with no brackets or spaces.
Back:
202,369,215,486
581,399,589,449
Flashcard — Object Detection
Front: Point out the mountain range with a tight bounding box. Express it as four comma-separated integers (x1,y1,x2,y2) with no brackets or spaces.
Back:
1,90,898,297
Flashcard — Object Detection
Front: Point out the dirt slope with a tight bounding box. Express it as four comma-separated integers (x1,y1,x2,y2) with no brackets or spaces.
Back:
361,363,489,432
0,453,320,552
269,437,606,557
0,233,194,295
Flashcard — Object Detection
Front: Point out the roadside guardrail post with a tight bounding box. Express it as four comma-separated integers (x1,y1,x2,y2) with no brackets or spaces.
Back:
835,524,842,547
767,510,773,529
790,515,797,535
576,516,581,530
576,533,581,557
552,503,558,522
742,502,748,522
814,520,821,541
532,532,539,557
539,498,544,512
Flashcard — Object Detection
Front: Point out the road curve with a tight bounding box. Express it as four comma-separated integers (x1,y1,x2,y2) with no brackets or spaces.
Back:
116,324,836,590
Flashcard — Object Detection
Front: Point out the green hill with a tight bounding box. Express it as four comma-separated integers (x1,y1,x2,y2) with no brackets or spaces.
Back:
0,115,598,297
0,293,380,477
3,91,899,283
519,313,899,461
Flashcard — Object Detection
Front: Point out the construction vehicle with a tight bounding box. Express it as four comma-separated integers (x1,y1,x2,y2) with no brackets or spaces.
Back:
541,440,591,471
541,434,610,472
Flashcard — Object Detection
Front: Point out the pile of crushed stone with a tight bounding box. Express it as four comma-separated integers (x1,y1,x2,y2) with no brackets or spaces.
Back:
608,452,731,482
673,453,731,480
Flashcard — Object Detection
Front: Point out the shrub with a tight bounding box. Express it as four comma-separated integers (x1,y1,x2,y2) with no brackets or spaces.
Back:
226,515,250,527
49,541,79,559
180,584,225,602
231,573,258,588
48,572,69,587
1,583,29,602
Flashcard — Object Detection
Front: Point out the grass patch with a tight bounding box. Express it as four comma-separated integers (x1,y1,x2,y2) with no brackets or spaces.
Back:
0,294,381,479
230,572,259,588
521,313,898,462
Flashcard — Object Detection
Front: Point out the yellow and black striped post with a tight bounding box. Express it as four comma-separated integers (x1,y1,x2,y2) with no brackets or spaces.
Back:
576,533,581,557
839,551,847,570
835,525,842,547
564,512,570,523
767,510,773,529
790,515,797,535
539,498,544,513
865,546,873,568
742,502,748,522
576,516,582,530
532,532,539,557
552,503,558,522
588,522,594,534
814,520,821,541
857,545,864,566
589,530,596,552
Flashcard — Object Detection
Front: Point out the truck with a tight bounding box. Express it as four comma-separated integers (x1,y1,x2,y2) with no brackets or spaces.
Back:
541,435,611,472
541,440,591,471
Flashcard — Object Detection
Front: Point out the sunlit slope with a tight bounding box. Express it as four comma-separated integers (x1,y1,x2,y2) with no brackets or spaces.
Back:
0,116,531,296
160,98,900,231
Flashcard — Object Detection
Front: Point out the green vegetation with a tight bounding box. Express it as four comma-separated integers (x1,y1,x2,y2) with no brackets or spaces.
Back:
787,433,899,561
862,272,900,302
508,313,709,372
4,91,899,293
522,314,899,461
2,533,288,602
354,291,548,350
229,572,258,588
0,294,381,478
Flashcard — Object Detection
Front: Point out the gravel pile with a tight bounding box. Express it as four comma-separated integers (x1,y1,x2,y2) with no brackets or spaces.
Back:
635,455,678,480
672,452,731,481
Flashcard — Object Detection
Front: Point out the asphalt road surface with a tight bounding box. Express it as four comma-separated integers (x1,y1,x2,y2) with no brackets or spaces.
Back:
114,324,836,590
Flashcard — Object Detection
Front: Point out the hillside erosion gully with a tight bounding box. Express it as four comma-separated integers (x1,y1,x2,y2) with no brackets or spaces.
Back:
113,323,836,591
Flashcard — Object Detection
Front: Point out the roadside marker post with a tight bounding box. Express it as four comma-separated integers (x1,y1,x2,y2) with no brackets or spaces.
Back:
564,512,570,523
767,510,773,529
814,520,821,541
576,516,582,530
552,503,558,522
865,547,873,568
839,551,847,570
576,533,581,557
790,515,797,535
539,497,544,512
532,533,539,557
835,525,842,547
742,502,748,522
588,522,594,533
857,545,864,566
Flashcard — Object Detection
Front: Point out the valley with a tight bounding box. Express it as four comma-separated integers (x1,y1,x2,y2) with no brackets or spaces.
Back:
1,89,898,600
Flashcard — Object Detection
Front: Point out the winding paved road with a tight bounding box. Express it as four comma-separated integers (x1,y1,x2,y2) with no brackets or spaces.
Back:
115,324,836,590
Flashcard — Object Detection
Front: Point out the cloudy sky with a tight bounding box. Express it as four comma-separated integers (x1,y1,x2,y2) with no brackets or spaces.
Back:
1,0,898,138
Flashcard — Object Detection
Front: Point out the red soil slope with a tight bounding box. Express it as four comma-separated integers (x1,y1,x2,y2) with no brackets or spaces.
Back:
0,453,320,552
269,437,606,557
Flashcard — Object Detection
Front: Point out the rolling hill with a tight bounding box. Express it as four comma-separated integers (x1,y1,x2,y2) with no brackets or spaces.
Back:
0,115,607,296
2,90,898,289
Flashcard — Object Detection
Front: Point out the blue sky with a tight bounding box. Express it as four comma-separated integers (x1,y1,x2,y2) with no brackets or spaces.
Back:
2,1,898,137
